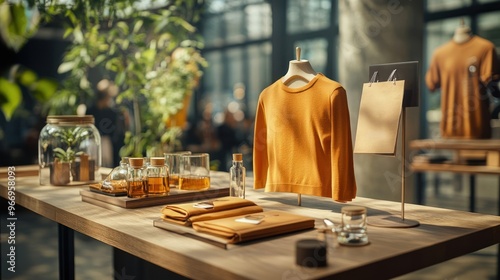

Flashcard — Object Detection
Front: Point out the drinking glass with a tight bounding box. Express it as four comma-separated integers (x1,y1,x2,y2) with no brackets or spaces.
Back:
179,153,210,191
164,151,191,188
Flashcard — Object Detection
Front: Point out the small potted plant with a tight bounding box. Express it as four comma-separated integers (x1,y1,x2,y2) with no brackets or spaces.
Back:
49,127,87,185
51,147,81,185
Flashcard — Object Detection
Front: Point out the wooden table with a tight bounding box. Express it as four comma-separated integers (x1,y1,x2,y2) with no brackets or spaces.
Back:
410,139,500,214
2,166,500,279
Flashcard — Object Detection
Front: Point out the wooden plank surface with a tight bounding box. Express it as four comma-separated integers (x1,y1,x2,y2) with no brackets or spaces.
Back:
411,162,500,175
0,165,39,177
410,139,500,151
1,172,500,280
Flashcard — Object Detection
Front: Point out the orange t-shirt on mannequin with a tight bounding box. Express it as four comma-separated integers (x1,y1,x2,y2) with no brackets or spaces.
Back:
426,35,500,139
253,73,357,202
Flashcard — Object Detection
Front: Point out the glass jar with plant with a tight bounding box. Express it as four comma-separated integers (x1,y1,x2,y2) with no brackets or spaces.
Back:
39,115,101,186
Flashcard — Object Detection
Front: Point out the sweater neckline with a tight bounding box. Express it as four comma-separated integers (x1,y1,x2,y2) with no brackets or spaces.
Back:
280,73,323,93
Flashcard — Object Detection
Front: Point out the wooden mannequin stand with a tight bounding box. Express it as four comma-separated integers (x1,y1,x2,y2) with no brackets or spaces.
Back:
282,47,317,206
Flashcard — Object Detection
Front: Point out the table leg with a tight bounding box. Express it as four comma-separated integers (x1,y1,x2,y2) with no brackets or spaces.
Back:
469,175,476,212
416,173,425,205
434,174,440,196
58,224,75,280
498,175,500,216
497,177,500,279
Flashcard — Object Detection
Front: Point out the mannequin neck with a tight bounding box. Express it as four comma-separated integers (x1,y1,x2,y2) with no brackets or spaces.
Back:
282,60,317,88
453,26,472,44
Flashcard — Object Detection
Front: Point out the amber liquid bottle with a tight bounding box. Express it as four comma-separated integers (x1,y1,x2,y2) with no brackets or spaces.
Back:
128,180,147,198
127,157,147,198
146,157,169,196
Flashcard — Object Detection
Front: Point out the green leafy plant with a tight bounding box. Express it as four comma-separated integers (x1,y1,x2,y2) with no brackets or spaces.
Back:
44,0,207,157
52,126,86,162
0,1,58,121
53,147,81,163
1,1,206,159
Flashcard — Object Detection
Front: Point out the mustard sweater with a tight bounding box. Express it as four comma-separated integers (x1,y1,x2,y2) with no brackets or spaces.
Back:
253,74,357,202
426,36,500,139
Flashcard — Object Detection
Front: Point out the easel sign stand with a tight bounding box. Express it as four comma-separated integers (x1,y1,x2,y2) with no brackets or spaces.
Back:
364,61,420,228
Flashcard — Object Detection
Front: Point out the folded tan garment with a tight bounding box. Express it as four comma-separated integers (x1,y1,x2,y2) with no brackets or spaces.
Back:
161,196,263,226
192,210,316,244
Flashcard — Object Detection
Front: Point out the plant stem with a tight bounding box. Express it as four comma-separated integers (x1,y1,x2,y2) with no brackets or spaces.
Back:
133,96,141,155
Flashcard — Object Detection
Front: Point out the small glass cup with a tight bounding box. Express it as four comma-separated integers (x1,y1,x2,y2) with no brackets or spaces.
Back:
164,151,191,188
337,206,369,246
179,153,210,191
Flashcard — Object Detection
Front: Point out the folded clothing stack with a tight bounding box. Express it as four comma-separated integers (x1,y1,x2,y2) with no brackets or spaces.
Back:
160,196,316,244
161,196,263,226
192,210,316,244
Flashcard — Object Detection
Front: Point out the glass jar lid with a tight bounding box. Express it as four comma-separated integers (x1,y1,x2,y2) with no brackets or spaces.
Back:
341,206,366,215
46,115,95,124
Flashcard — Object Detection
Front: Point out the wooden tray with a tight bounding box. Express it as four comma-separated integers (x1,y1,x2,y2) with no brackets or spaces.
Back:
153,219,235,249
153,212,317,250
81,186,229,209
80,171,231,209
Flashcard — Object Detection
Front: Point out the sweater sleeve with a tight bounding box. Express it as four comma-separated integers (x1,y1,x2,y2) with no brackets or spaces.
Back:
480,44,500,84
252,98,268,189
425,52,441,92
330,87,357,202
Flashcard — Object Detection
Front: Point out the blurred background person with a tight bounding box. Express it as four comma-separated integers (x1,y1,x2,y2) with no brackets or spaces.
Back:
86,79,127,167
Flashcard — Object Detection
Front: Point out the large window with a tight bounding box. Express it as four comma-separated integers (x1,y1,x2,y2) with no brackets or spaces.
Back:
195,0,337,170
199,0,337,121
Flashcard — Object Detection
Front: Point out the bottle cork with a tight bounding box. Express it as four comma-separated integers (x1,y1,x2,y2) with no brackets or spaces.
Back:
150,157,165,166
233,153,243,161
128,157,144,168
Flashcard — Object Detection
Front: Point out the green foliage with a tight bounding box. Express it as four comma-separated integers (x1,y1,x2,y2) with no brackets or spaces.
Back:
53,126,88,149
52,126,87,162
0,2,57,121
0,78,21,120
0,65,58,120
0,1,40,52
53,147,83,163
0,0,206,156
44,0,207,157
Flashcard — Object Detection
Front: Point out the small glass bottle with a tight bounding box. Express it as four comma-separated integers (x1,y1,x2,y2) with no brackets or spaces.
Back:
229,153,246,198
127,157,147,198
146,157,169,196
338,206,368,246
101,157,129,193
